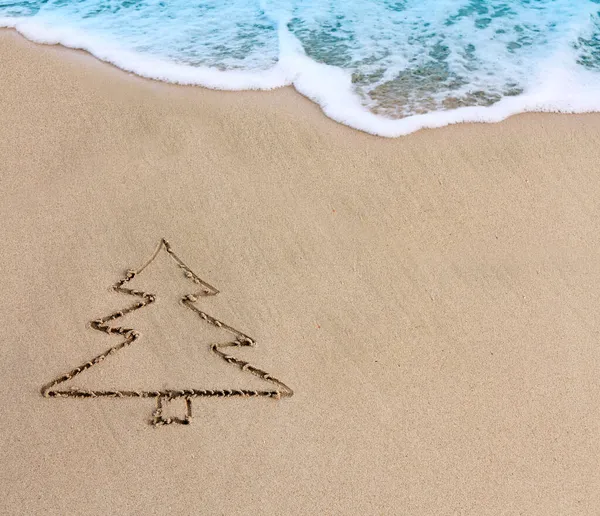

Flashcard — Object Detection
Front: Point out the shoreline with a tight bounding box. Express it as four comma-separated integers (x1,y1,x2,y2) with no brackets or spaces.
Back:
3,28,600,515
2,25,600,137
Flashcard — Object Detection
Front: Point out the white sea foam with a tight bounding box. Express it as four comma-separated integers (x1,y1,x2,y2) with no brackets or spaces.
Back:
2,0,600,137
0,17,293,90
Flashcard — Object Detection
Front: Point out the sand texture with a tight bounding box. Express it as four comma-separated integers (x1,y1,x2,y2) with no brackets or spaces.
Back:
2,29,600,515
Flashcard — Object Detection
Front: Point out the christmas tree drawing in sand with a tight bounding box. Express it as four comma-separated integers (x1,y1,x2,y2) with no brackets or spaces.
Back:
41,238,294,426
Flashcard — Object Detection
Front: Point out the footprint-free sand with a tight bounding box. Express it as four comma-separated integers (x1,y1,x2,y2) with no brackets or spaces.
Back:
2,29,600,515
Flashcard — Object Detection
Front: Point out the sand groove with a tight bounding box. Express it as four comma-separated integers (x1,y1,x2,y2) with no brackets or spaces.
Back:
40,238,294,426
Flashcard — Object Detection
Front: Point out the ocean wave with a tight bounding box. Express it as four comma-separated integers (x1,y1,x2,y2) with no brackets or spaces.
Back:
2,0,600,137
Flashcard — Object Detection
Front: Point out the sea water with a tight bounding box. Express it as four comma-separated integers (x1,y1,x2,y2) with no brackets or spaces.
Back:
1,0,599,136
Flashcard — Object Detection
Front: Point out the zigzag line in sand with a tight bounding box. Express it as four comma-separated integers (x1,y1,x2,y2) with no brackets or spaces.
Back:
40,238,294,426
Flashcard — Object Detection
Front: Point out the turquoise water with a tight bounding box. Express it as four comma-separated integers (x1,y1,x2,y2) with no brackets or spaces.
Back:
1,0,599,135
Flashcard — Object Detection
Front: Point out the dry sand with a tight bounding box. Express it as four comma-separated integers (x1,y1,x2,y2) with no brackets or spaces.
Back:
2,29,600,515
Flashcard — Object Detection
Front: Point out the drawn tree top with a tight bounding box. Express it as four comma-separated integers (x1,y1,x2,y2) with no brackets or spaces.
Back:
41,238,294,426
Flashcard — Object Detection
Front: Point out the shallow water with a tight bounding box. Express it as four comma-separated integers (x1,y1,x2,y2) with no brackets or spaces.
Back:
2,0,599,136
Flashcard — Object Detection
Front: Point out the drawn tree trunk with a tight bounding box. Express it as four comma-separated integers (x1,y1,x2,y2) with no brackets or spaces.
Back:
41,238,293,426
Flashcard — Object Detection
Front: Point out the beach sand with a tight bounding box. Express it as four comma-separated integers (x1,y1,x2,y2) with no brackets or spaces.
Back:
2,28,600,515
